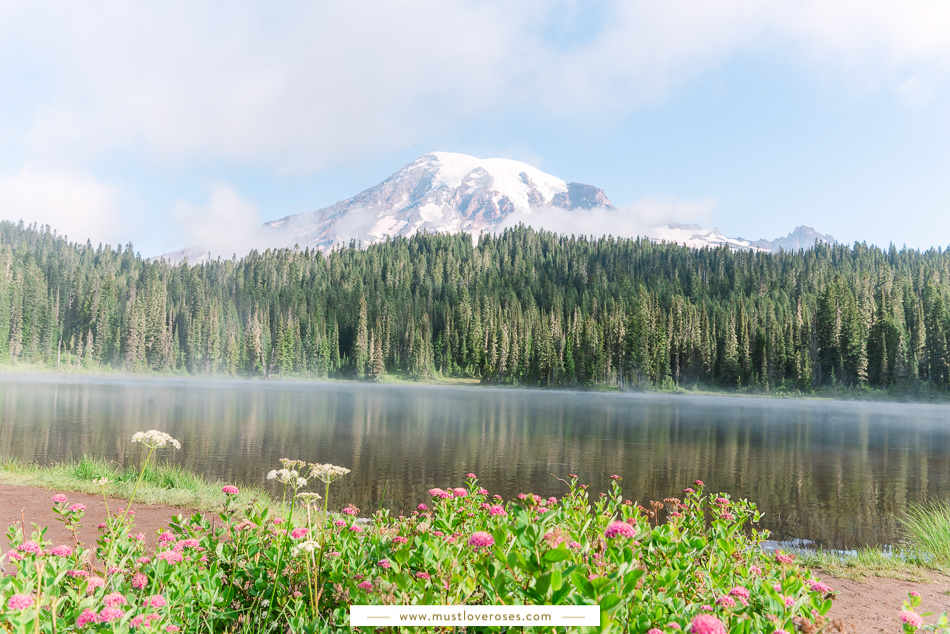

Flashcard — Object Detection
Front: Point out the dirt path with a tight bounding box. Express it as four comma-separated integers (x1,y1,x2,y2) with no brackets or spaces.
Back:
1,484,948,631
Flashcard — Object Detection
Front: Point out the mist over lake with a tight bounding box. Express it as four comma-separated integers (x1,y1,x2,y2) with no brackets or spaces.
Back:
1,373,948,549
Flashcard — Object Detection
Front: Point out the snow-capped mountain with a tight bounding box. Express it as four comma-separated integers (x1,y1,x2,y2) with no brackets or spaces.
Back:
262,151,614,252
153,152,834,263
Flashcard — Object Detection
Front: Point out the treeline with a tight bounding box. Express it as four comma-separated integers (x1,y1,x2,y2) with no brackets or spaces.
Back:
2,220,950,392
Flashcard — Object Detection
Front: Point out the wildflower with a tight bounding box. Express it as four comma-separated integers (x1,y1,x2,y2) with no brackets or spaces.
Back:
173,538,200,551
547,496,558,505
167,626,181,632
749,565,763,575
357,581,373,590
493,494,502,500
683,487,695,494
52,493,68,504
393,536,408,544
145,595,167,608
51,544,73,557
647,630,664,634
605,520,636,539
327,551,341,557
350,525,364,533
104,592,128,608
772,630,790,634
7,594,34,609
900,611,924,628
714,497,730,506
715,596,736,608
809,580,833,594
416,571,431,580
452,487,468,497
334,519,346,527
67,569,89,577
97,522,107,529
668,624,682,630
308,462,351,483
775,551,795,565
158,532,175,544
137,557,151,564
76,609,97,626
468,531,494,549
296,492,322,506
131,429,181,449
222,485,239,495
157,550,183,564
379,559,391,568
97,607,125,623
291,527,309,539
70,503,86,513
909,591,921,598
18,540,41,554
132,573,148,589
417,503,429,511
720,513,734,521
342,504,359,515
466,473,476,478
610,474,621,480
488,504,507,516
694,480,704,487
729,586,750,600
689,614,726,634
478,487,489,495
86,576,106,589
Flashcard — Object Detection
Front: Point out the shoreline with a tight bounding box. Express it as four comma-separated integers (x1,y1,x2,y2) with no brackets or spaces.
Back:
2,362,948,405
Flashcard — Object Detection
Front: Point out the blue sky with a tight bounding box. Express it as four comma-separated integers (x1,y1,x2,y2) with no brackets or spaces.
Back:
1,1,949,257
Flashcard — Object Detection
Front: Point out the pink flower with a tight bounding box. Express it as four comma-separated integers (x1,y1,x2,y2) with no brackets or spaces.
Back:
7,593,34,609
86,575,106,589
357,581,373,590
547,496,558,506
729,586,750,600
103,592,128,607
157,550,183,564
18,540,41,554
668,624,682,630
173,538,200,552
70,503,86,513
466,473,477,478
605,520,636,539
720,513,734,521
647,629,664,634
488,504,507,516
222,485,239,495
689,614,726,634
714,497,730,506
291,527,309,539
350,525,364,533
166,627,181,632
683,487,695,494
76,608,97,626
900,611,923,628
452,488,468,497
334,519,346,527
51,544,73,557
67,569,89,578
467,531,494,549
694,480,704,486
52,493,68,504
137,557,151,564
909,591,921,598
378,559,391,568
393,536,408,544
415,572,431,580
96,607,125,623
158,532,175,544
775,551,795,565
517,493,527,500
97,522,107,529
715,596,736,608
145,594,167,608
417,503,429,511
429,487,447,497
135,533,145,541
478,487,489,495
809,580,833,594
132,573,148,589
610,475,621,480
772,630,790,634
343,504,359,515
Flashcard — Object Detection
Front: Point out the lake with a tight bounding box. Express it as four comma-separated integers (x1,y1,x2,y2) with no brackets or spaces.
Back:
1,373,948,550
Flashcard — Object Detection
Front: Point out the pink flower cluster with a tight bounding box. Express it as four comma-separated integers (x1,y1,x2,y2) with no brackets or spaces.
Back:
222,485,240,495
900,611,924,628
467,531,494,549
689,614,726,634
604,520,636,539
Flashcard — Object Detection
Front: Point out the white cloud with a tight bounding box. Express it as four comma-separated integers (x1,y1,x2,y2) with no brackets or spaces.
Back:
498,196,716,240
3,1,949,175
0,167,125,246
169,185,266,260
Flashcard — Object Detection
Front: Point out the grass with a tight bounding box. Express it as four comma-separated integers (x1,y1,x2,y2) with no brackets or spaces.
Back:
899,500,950,568
796,547,946,583
0,454,270,513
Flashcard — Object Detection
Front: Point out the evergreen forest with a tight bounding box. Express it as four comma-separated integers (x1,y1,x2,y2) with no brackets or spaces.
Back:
2,220,950,395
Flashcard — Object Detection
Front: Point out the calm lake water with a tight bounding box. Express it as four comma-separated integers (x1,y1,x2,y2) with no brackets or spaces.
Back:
1,373,949,549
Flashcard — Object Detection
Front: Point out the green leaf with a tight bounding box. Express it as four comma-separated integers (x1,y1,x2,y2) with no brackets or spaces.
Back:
542,547,572,563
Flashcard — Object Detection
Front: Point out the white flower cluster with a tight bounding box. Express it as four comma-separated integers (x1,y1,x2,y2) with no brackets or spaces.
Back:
309,463,351,483
131,430,181,450
291,540,320,557
267,468,307,489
